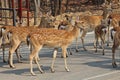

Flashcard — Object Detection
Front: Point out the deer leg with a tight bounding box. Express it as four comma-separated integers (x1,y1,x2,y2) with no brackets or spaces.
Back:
8,40,20,68
15,48,22,63
30,45,43,76
61,48,68,58
94,39,96,48
80,30,87,51
2,43,6,63
69,47,73,55
34,52,44,73
51,48,58,73
0,36,6,63
95,38,98,53
112,48,117,68
75,37,80,52
107,26,110,46
17,45,23,58
100,36,105,55
112,43,119,68
94,33,97,48
62,46,70,72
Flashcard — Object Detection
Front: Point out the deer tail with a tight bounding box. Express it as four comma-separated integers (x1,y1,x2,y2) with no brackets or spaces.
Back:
26,35,31,48
110,28,115,40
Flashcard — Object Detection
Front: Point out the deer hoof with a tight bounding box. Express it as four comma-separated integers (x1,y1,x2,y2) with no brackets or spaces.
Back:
112,63,117,68
65,68,70,72
102,52,105,55
84,48,87,51
70,51,72,55
51,69,55,73
10,65,16,69
40,70,44,74
95,50,97,53
3,60,7,63
31,72,36,76
18,61,23,63
76,49,79,52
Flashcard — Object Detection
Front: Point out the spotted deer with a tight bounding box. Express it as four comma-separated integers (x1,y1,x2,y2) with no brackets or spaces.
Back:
26,21,80,75
110,18,120,40
0,26,23,63
112,30,120,68
1,25,63,68
94,24,107,55
108,17,120,68
0,26,37,68
76,15,104,51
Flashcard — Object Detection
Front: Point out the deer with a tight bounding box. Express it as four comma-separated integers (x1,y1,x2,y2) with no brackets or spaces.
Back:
58,20,75,56
76,15,104,51
105,12,120,43
94,24,107,55
110,17,120,40
112,29,120,68
0,26,24,63
108,17,120,68
75,14,111,54
26,21,81,75
1,25,63,68
1,26,46,68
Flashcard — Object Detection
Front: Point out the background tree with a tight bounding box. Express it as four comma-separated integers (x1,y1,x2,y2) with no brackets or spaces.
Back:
0,0,10,25
50,0,61,16
34,0,40,25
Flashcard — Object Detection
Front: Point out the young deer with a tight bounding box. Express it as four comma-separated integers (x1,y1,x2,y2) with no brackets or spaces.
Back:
26,21,80,75
94,24,107,55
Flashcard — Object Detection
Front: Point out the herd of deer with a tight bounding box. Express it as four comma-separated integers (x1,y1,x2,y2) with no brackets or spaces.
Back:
0,6,120,75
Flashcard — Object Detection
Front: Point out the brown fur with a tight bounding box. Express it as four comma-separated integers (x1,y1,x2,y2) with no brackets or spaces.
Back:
1,26,38,67
0,26,23,63
112,30,120,68
27,22,80,75
109,14,120,27
110,18,120,40
94,25,107,55
76,15,103,51
110,15,120,67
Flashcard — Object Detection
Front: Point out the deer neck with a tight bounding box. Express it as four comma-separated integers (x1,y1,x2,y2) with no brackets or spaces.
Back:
70,25,79,38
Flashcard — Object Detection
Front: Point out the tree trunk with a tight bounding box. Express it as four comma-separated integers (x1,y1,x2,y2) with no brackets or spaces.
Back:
5,0,9,25
58,0,61,15
1,0,10,25
66,0,69,12
1,0,5,18
34,0,39,25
